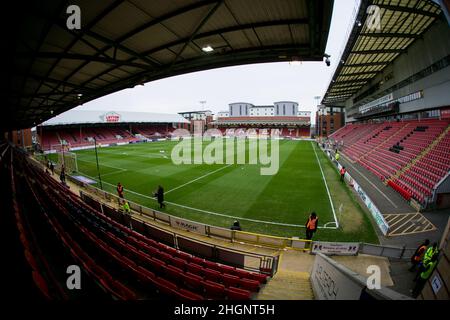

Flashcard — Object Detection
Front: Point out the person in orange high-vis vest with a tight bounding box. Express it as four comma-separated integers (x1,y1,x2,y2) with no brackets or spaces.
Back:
409,239,430,272
305,212,319,240
340,167,346,182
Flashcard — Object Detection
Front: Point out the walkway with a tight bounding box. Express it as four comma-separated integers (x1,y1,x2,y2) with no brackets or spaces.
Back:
340,155,414,215
338,154,442,238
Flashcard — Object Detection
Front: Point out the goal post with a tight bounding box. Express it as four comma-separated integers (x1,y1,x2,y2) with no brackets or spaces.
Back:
57,151,78,174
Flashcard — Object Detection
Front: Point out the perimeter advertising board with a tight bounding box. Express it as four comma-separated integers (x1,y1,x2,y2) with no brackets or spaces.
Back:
336,162,390,235
312,242,360,256
170,216,207,235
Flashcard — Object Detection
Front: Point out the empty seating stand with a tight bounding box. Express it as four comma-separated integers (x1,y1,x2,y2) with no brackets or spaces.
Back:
330,119,450,206
7,147,270,300
38,126,141,151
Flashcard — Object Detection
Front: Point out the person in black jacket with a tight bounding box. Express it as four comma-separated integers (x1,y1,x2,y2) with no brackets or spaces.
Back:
154,185,166,209
60,166,66,184
230,220,242,231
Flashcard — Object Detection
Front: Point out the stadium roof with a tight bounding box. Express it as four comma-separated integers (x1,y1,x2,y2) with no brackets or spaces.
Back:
178,110,213,114
39,110,189,126
322,0,442,105
3,0,334,130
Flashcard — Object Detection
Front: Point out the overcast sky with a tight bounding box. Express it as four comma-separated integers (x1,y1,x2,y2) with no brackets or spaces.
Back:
74,0,357,123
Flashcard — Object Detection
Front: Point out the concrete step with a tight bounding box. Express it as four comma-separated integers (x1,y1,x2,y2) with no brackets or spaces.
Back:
256,270,313,300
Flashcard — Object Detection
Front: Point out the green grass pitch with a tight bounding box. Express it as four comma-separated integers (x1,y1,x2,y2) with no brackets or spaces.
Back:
57,140,378,243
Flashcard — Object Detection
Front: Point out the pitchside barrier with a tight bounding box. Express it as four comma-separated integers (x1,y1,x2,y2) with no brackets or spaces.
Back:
68,175,312,252
28,156,416,262
78,190,278,275
65,173,417,261
311,253,412,300
359,243,416,260
322,147,391,236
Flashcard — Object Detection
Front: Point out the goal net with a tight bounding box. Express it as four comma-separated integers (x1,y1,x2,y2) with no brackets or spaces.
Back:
57,152,78,174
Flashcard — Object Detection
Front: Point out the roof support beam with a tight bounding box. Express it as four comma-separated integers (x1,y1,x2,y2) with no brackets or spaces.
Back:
308,0,319,56
79,29,162,68
111,0,222,47
360,32,420,39
332,79,370,85
351,49,404,55
26,1,125,107
330,85,364,92
170,1,224,67
53,44,312,110
25,74,95,93
376,4,441,18
19,52,151,70
344,61,389,67
141,19,310,57
340,71,379,77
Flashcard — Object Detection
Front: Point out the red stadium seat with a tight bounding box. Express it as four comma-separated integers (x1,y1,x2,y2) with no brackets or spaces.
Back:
154,277,178,296
165,265,184,284
170,256,188,270
136,266,156,285
203,280,226,299
204,268,222,282
147,258,166,273
177,289,204,300
182,272,204,293
186,263,204,275
221,273,240,287
225,287,251,300
238,278,260,292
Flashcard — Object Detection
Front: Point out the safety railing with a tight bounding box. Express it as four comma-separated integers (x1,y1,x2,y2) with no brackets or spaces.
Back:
72,172,417,261
80,190,279,275
69,174,312,252
359,243,416,260
30,154,416,263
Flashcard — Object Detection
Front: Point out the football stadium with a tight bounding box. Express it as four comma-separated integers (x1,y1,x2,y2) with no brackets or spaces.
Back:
2,0,450,309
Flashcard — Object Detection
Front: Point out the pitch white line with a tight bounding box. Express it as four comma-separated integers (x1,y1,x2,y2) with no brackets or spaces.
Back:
312,142,339,228
77,158,126,171
165,164,233,194
161,201,335,229
324,221,338,228
77,171,337,229
101,151,169,159
100,168,128,177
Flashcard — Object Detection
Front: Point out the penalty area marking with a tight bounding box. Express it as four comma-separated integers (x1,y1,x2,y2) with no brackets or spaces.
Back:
77,171,338,229
99,168,128,177
311,142,339,229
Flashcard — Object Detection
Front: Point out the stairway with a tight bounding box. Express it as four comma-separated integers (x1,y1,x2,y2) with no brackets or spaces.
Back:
387,124,450,182
255,270,314,300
